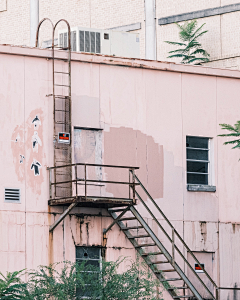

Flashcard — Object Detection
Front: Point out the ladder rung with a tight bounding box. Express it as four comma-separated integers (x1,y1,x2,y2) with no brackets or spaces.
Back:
142,252,162,256
160,278,182,282
122,226,143,230
54,72,70,74
129,234,149,239
54,95,70,99
54,84,70,87
135,243,155,248
119,217,136,221
55,110,69,112
53,58,68,61
55,121,71,125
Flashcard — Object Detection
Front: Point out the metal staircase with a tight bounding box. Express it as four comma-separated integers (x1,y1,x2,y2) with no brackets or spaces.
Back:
104,173,218,300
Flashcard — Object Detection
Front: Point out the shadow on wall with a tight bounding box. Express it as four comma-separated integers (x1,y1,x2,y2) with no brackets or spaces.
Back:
103,127,164,200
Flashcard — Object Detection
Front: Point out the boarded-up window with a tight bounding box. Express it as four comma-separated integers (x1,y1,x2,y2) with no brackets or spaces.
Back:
74,128,103,197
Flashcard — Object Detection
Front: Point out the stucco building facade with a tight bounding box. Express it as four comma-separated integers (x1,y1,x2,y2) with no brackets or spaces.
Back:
0,43,240,299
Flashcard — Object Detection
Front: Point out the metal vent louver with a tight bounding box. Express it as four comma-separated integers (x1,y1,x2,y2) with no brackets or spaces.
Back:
4,188,20,202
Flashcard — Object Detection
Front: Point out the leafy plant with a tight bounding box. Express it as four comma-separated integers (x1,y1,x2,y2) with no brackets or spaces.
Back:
0,270,26,300
219,122,240,151
165,19,210,64
1,258,163,299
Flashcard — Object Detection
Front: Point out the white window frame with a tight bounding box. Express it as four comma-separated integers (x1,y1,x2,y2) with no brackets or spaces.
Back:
186,136,215,187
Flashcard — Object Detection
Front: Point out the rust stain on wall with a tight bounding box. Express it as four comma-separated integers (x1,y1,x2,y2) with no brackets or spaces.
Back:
104,127,163,199
11,108,44,194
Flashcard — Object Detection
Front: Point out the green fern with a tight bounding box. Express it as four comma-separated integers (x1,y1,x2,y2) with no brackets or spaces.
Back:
219,121,240,150
165,20,210,65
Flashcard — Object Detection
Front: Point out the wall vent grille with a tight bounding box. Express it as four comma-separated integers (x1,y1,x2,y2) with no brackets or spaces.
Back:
4,188,20,202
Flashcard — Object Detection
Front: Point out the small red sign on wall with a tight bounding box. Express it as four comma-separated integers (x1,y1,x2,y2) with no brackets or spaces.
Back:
195,263,204,273
58,132,70,144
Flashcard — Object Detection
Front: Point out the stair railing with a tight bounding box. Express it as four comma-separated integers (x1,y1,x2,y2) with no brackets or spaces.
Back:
131,171,218,300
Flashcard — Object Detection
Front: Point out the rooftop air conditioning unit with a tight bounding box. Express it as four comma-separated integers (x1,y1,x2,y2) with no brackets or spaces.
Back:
58,27,140,59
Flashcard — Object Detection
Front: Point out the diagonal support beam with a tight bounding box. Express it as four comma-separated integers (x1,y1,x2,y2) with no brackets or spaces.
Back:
49,200,78,232
104,206,130,235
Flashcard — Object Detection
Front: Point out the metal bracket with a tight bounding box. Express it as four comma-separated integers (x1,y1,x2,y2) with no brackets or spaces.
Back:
49,199,78,232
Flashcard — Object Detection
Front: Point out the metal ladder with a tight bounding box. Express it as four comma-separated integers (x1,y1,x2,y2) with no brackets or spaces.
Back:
104,173,218,300
36,18,72,199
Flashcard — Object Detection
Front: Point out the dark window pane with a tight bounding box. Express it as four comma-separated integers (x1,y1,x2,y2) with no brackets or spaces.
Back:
187,173,208,185
76,246,100,259
187,161,208,173
187,149,208,161
76,259,100,268
186,137,209,149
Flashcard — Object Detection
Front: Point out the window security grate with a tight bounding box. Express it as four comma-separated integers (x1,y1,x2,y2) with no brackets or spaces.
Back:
4,188,20,202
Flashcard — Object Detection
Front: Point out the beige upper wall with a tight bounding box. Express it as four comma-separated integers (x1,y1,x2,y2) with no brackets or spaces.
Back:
1,1,240,66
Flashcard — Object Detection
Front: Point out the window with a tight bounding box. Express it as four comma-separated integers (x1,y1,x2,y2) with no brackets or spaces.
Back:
186,136,211,186
76,246,101,298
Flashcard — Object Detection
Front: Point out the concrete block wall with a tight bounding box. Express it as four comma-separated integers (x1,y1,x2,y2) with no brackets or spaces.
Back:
1,0,240,68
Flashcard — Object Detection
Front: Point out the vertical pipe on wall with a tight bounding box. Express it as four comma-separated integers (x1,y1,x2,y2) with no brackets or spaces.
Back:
144,0,156,60
30,0,39,47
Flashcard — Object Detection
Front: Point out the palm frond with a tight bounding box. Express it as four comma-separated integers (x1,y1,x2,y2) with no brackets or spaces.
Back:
190,23,206,39
164,41,186,46
191,48,210,57
188,57,210,64
191,30,209,42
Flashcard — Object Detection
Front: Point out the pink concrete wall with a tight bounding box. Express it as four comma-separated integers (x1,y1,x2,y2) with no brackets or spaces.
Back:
0,45,240,296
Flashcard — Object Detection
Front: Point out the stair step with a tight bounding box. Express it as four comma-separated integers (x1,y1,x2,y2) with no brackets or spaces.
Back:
135,243,155,248
148,260,169,265
156,269,176,273
119,217,136,221
168,287,188,290
122,226,143,230
129,234,149,239
142,252,163,256
160,278,182,282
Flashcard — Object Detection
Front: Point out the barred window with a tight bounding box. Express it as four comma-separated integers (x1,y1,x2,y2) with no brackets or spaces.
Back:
76,246,101,298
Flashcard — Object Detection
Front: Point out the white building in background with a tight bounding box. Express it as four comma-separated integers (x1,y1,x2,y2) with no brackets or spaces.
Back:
1,0,240,68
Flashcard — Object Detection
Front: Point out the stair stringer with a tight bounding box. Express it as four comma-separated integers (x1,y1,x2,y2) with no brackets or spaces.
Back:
108,206,212,300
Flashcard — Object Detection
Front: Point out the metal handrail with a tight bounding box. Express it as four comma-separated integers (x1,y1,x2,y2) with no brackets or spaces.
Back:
47,162,139,170
132,172,218,299
48,163,138,203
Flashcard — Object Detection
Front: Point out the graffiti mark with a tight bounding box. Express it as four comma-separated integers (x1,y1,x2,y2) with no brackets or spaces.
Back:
30,159,42,176
15,133,20,142
32,131,42,153
32,115,41,129
20,155,25,164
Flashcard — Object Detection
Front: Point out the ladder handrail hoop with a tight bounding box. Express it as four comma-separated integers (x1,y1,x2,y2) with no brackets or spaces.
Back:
35,18,54,48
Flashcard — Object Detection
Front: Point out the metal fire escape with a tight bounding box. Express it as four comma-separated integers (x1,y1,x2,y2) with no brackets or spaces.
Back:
36,19,219,300
36,18,72,202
